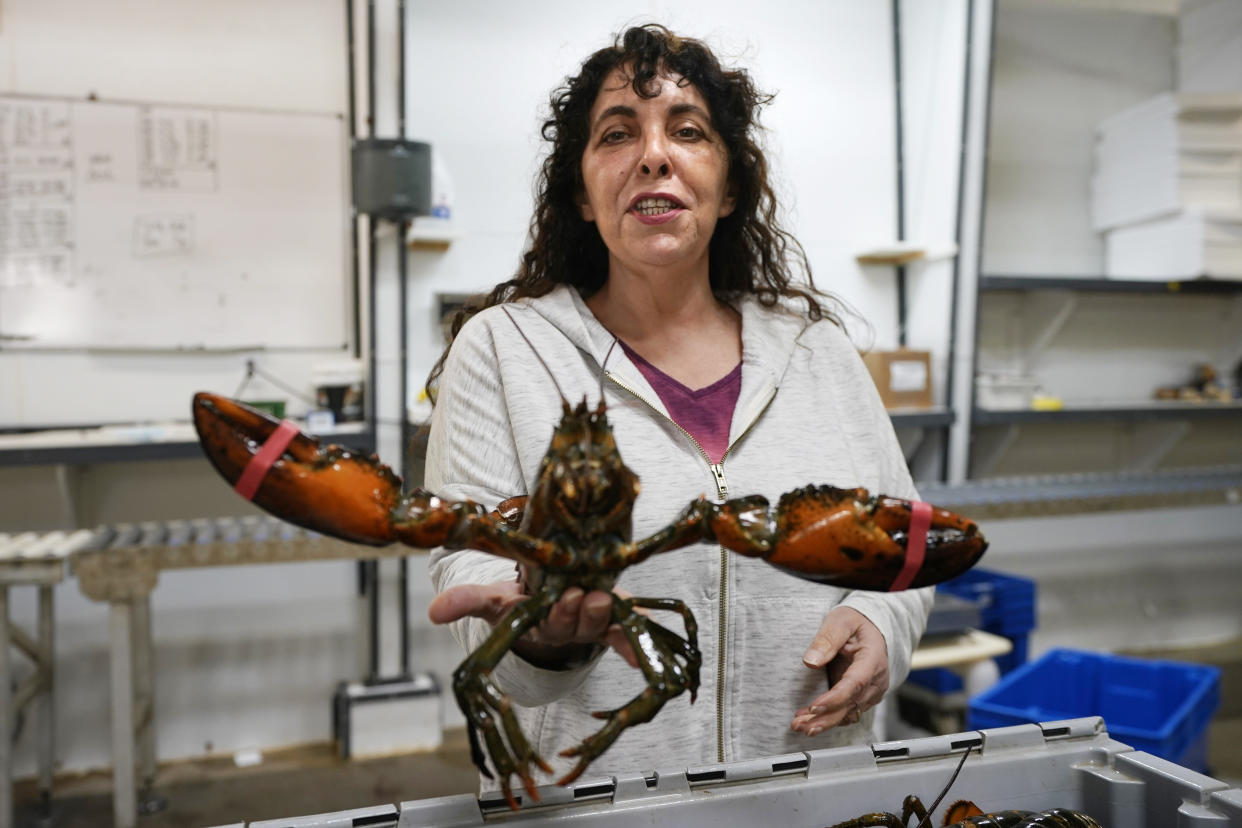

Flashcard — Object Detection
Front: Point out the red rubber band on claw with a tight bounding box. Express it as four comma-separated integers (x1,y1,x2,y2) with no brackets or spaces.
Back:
889,500,932,591
233,419,300,501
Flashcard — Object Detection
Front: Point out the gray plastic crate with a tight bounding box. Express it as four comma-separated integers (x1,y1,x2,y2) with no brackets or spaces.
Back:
248,803,397,828
393,717,1241,827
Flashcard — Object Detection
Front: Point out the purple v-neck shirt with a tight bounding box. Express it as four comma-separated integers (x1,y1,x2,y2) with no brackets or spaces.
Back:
619,341,741,464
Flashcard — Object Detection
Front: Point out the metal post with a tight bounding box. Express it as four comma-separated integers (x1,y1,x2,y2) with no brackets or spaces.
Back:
0,587,11,828
892,0,908,348
36,584,55,818
398,214,411,676
109,601,136,828
397,0,412,681
946,0,997,483
941,0,977,483
397,203,411,678
364,0,381,684
132,596,163,814
346,0,362,360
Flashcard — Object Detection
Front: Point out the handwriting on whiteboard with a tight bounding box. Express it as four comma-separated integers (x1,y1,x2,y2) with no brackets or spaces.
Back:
138,107,217,191
1,101,219,289
133,214,195,257
0,99,75,288
0,93,347,350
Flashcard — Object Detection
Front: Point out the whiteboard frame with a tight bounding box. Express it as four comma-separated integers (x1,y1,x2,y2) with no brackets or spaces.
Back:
0,92,353,353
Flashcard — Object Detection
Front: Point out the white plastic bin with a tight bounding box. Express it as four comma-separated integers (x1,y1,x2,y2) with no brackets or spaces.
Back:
1105,209,1242,279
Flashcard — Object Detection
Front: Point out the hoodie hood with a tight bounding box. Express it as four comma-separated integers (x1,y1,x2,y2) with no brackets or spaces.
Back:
520,284,814,429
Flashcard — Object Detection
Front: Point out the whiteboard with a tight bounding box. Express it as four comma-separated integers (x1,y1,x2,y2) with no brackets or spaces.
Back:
0,95,349,350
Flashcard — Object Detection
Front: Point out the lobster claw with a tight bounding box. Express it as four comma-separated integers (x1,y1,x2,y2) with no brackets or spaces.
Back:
192,392,403,546
713,485,988,591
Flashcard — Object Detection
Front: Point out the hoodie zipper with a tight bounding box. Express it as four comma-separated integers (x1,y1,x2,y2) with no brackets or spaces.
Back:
606,370,775,763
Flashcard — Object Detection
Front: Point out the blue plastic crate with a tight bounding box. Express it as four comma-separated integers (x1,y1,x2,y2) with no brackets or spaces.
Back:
968,648,1221,773
938,568,1036,637
907,568,1037,694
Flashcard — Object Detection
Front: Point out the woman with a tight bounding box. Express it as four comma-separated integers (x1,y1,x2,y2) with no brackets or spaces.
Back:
425,24,930,792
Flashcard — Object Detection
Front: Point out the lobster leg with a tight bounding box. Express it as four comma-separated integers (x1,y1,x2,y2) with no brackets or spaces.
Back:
557,595,701,786
629,485,987,591
823,795,934,827
451,573,571,809
823,812,906,827
628,597,701,704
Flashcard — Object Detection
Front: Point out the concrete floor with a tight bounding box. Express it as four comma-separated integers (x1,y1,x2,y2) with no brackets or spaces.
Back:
12,729,479,828
12,715,1242,827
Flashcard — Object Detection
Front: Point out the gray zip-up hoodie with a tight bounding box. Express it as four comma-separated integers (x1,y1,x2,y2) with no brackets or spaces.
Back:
426,284,931,789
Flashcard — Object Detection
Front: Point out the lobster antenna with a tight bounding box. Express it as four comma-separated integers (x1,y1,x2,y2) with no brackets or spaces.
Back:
913,743,974,828
597,337,620,411
500,305,567,403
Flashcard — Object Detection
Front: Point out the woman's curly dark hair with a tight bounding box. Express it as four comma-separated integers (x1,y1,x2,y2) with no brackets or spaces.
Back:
427,23,840,397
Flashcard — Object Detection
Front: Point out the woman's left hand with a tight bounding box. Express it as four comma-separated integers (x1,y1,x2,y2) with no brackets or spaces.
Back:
790,606,889,736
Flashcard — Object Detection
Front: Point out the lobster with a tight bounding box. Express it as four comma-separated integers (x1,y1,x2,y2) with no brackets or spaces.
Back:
829,801,1104,827
191,381,987,809
826,747,1103,827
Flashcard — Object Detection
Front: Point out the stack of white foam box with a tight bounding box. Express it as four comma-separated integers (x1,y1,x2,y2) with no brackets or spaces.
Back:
1092,92,1242,279
1178,0,1242,94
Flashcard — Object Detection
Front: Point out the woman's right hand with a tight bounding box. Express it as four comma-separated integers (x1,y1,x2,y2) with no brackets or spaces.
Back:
428,582,640,669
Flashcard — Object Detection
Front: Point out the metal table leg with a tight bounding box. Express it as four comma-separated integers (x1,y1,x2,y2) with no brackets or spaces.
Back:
36,585,54,819
109,600,135,828
131,596,164,815
1,587,11,828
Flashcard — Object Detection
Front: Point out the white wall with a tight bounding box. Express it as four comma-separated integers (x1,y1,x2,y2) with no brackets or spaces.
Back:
398,0,923,398
0,0,353,429
900,0,969,398
982,1,1176,276
981,504,1242,658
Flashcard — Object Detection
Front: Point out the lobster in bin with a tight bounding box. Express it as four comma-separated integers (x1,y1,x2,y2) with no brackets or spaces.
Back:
192,352,987,807
826,746,1104,827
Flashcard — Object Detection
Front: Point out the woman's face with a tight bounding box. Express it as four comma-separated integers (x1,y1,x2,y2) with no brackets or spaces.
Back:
578,67,735,280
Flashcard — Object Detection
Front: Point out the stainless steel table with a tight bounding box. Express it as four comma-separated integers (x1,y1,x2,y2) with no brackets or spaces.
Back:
71,516,424,828
0,529,95,828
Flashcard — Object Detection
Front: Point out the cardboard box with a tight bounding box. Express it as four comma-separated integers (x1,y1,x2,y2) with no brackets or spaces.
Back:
862,349,933,409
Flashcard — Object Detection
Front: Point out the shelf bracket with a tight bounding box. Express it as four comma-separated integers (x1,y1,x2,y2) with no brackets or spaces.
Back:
895,424,942,473
1126,420,1192,473
895,424,947,485
1019,290,1077,374
54,463,83,528
895,425,929,463
970,423,1020,478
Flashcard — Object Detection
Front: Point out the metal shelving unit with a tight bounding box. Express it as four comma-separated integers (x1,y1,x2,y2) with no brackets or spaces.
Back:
966,272,1242,480
973,402,1242,426
888,407,956,484
920,464,1242,519
890,407,955,429
980,275,1242,295
0,423,375,468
